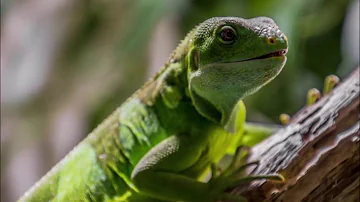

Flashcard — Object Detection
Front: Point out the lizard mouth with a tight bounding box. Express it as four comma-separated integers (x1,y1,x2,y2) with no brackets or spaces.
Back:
202,49,288,69
242,49,288,62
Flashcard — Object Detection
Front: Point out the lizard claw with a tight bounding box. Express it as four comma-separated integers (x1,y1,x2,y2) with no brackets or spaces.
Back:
307,75,340,105
278,75,340,125
306,88,321,106
209,147,284,202
323,75,340,95
225,146,251,176
209,165,284,202
279,113,291,125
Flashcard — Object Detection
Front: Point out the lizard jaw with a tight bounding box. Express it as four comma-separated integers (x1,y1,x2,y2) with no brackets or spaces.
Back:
202,49,288,69
240,49,288,62
201,49,287,70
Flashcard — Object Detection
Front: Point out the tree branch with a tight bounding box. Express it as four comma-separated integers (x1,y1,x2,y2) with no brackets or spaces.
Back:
234,67,360,202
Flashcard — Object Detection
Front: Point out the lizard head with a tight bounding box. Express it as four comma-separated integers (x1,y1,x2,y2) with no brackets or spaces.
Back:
187,17,288,132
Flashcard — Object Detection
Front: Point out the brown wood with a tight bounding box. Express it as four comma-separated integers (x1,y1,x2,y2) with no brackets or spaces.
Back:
233,67,360,202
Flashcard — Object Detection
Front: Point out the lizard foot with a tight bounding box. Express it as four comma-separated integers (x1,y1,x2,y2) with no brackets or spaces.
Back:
208,147,284,202
279,75,340,125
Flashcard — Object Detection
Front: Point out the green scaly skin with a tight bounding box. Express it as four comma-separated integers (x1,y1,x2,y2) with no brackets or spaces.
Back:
18,16,288,202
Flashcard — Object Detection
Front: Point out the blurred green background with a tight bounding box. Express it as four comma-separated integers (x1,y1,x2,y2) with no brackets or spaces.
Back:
1,0,358,201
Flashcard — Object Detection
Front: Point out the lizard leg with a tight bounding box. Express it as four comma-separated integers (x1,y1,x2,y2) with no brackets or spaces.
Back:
131,135,280,202
241,122,283,147
131,135,217,202
227,100,282,149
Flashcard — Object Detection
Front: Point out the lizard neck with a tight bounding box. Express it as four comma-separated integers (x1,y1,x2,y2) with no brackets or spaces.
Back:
137,60,188,107
135,27,220,133
135,58,213,135
137,28,196,107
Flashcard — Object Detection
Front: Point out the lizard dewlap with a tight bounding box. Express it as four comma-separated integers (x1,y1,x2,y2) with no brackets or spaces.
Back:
19,16,288,202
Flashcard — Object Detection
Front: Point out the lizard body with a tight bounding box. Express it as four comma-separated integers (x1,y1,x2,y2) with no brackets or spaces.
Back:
19,16,288,202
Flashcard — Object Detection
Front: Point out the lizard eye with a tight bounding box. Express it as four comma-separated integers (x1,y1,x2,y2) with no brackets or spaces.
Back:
218,26,237,44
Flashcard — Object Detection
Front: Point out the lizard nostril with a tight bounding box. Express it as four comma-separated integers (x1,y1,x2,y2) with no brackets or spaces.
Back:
267,37,276,45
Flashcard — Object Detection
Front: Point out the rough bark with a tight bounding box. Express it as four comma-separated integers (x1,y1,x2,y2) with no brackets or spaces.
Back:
234,67,360,202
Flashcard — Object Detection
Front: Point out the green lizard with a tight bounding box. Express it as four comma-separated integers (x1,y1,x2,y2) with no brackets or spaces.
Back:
18,16,289,202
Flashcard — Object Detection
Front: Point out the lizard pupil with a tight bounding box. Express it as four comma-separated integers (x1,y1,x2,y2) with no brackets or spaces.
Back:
221,29,235,41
